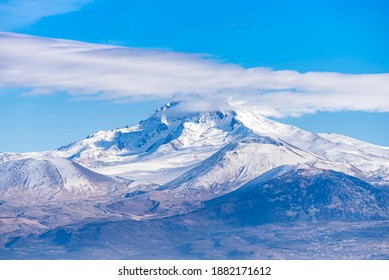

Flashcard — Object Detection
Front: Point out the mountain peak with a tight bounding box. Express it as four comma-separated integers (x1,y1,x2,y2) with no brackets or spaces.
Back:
155,101,180,113
152,100,237,120
48,101,389,188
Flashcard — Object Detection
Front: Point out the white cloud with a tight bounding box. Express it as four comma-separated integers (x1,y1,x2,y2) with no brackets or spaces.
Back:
0,0,93,30
1,32,389,117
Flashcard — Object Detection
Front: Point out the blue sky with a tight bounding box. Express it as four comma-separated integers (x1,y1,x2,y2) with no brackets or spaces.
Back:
0,0,389,152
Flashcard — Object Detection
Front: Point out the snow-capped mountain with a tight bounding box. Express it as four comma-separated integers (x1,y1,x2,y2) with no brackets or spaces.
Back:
0,157,130,204
1,101,388,206
47,101,389,191
1,101,389,260
51,102,255,184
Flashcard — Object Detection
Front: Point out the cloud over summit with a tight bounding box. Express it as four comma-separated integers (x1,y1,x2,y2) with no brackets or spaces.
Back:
1,32,389,117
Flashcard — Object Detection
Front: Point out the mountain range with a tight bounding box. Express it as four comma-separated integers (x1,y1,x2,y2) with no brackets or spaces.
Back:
0,101,388,259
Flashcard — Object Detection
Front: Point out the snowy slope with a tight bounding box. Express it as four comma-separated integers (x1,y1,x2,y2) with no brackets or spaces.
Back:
236,111,389,185
0,152,43,163
51,102,255,184
159,139,317,198
47,102,389,188
52,102,248,162
153,107,389,198
0,157,130,204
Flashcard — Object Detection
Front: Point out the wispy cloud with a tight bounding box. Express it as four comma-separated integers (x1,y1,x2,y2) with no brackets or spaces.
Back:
1,32,389,117
0,0,93,30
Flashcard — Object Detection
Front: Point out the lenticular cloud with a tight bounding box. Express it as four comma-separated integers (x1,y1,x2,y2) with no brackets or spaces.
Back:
0,32,389,117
